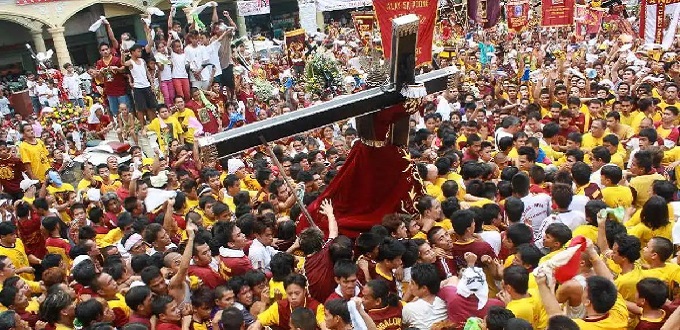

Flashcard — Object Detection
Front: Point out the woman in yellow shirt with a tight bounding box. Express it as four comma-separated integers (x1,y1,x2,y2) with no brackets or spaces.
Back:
628,196,674,249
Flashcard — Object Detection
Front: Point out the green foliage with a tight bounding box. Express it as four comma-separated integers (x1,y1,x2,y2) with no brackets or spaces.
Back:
304,52,343,95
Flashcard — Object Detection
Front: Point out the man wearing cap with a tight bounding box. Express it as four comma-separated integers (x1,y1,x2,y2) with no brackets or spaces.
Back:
227,158,261,192
0,141,26,200
44,170,75,223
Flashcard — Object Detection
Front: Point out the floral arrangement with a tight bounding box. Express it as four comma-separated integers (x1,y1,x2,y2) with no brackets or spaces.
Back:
304,52,343,96
40,103,86,127
252,78,277,101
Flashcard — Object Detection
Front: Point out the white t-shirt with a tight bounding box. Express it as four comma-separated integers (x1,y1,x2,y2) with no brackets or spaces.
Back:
170,52,189,79
569,195,589,215
36,83,50,104
130,58,151,89
534,210,586,249
479,230,502,255
62,74,82,99
402,296,448,330
520,193,552,238
185,44,209,82
436,95,452,120
207,41,222,75
46,87,60,107
27,80,36,97
494,128,514,150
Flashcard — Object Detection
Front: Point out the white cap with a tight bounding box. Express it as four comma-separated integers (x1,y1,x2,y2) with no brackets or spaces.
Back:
20,177,39,192
227,158,245,175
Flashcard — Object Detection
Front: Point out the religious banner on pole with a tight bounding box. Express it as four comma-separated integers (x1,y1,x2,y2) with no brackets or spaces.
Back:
506,0,530,32
236,0,270,16
541,0,576,27
468,0,502,29
575,5,606,38
352,11,376,46
285,29,307,67
316,0,373,11
640,0,680,49
374,0,439,66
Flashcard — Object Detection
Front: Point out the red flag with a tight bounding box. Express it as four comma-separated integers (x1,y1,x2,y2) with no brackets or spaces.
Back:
352,11,376,47
541,0,576,27
506,0,530,32
374,0,439,66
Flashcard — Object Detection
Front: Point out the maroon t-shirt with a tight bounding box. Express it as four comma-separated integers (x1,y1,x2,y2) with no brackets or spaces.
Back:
128,313,152,328
438,286,505,327
156,322,182,330
96,56,127,97
450,240,497,270
0,156,24,193
305,238,336,302
367,305,403,330
188,264,226,288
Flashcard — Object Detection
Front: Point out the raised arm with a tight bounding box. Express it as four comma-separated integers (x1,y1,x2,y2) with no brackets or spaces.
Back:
143,21,153,54
211,5,218,24
319,199,337,239
104,20,119,51
170,220,196,290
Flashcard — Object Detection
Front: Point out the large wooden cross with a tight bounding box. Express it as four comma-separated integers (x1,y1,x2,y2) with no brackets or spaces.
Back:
198,14,454,157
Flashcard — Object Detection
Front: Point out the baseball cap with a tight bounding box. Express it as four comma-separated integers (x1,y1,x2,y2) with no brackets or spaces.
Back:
20,177,39,192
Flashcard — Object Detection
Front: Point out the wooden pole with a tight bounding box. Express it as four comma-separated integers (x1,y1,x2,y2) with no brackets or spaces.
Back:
258,135,317,228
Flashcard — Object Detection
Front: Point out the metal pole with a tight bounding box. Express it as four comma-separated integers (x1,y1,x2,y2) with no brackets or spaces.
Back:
258,135,317,228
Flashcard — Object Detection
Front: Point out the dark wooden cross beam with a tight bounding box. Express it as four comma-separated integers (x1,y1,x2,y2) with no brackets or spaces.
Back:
198,14,454,157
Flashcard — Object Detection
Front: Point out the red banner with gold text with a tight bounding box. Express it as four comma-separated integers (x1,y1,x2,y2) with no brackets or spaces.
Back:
352,11,376,47
541,0,575,27
506,0,530,32
374,0,438,66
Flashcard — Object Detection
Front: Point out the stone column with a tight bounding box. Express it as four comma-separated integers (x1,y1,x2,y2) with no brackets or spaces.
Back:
31,30,46,53
316,10,324,32
235,11,247,37
48,26,71,67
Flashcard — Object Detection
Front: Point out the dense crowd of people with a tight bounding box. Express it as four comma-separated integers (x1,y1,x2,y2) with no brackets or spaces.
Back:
3,2,680,330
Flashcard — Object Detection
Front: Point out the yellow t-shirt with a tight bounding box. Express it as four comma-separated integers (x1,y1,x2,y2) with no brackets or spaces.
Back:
628,221,674,249
662,146,680,167
19,140,50,181
610,151,625,169
100,228,122,248
108,293,131,317
172,108,196,144
629,173,665,209
631,112,650,133
425,182,445,202
257,300,325,327
46,183,75,223
581,133,603,150
620,111,638,126
601,186,633,209
77,177,102,191
269,279,287,299
614,265,644,302
100,178,121,195
573,294,628,330
605,124,635,141
0,239,33,281
641,262,680,290
146,116,184,153
625,204,674,228
506,289,547,329
572,225,598,243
